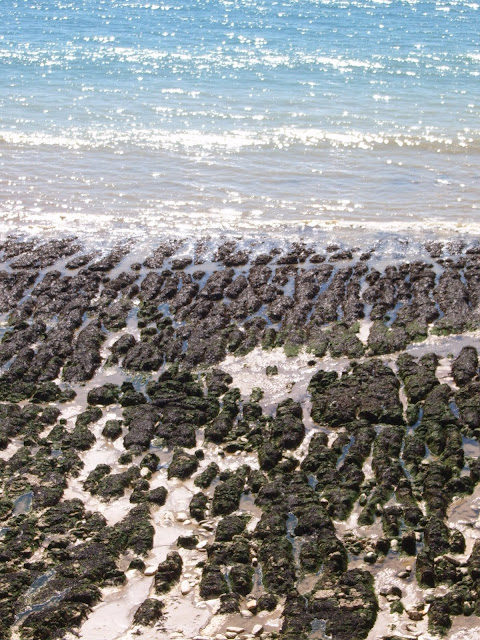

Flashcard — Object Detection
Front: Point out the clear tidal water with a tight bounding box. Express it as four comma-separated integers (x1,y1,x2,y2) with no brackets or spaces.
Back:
0,0,479,243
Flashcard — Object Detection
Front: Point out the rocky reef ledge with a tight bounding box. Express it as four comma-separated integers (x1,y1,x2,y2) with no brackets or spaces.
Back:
1,235,480,640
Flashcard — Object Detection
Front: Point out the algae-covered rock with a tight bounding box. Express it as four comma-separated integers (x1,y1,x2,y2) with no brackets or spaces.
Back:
309,360,403,427
75,407,102,429
205,369,233,396
258,592,278,612
257,536,295,595
176,534,198,549
133,598,164,626
310,569,378,640
229,563,254,596
215,514,248,542
280,590,314,640
31,381,62,403
452,346,478,387
154,551,183,593
123,404,160,451
63,321,105,382
189,491,208,521
194,462,219,488
140,452,160,472
102,419,123,440
199,564,228,599
270,398,305,450
110,504,154,556
97,467,141,500
148,486,168,506
397,352,439,403
212,468,246,516
428,597,453,636
70,423,96,451
167,449,199,480
20,601,91,640
218,592,240,614
87,383,120,406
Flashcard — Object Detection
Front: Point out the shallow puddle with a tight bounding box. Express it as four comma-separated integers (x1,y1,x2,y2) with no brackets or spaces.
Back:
13,491,33,516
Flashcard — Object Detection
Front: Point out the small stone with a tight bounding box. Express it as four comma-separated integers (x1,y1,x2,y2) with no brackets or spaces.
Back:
398,571,409,579
364,551,377,564
215,635,228,640
182,519,192,526
240,609,253,618
463,601,475,616
246,599,257,611
390,539,399,550
225,634,237,640
442,554,461,567
405,565,412,572
176,511,189,522
181,580,191,595
140,466,150,477
226,627,245,634
359,493,367,506
197,540,208,550
252,625,264,637
144,566,157,576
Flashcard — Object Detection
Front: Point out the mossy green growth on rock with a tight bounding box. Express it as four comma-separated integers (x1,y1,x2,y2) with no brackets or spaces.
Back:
212,467,248,516
133,598,164,626
102,419,123,440
309,360,403,427
75,407,102,429
109,504,154,556
194,462,219,489
87,383,121,406
199,563,228,599
189,491,208,521
167,449,199,480
327,322,364,358
154,551,183,594
310,569,378,640
215,514,249,542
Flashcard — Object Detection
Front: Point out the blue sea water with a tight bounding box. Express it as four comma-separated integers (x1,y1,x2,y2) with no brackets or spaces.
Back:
0,0,479,243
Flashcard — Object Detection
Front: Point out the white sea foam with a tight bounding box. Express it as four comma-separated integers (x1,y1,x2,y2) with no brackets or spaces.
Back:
1,126,478,152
